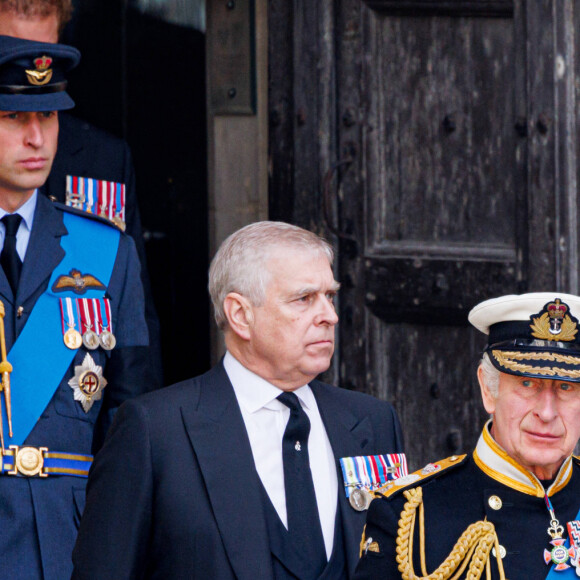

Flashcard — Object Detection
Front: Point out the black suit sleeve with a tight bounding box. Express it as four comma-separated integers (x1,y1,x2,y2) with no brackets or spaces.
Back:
73,399,153,580
353,494,402,579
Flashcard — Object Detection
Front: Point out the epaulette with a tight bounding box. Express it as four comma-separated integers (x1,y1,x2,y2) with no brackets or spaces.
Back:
573,455,580,466
50,198,124,232
372,454,468,500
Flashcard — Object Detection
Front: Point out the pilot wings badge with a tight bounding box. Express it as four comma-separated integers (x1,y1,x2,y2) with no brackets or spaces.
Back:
52,269,106,295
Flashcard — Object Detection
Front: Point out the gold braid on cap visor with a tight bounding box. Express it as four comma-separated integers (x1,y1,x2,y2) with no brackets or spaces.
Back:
492,350,580,379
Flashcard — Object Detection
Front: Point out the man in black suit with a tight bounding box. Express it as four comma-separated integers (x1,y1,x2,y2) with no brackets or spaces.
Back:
0,0,163,387
72,221,405,579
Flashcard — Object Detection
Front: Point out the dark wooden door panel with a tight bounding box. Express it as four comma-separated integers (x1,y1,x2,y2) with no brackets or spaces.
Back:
269,0,578,470
337,2,523,469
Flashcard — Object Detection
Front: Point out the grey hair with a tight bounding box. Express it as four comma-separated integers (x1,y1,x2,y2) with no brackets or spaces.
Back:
208,221,334,330
479,352,500,398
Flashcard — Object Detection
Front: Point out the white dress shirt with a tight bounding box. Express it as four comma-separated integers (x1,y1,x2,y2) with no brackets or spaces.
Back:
0,190,37,261
224,351,338,559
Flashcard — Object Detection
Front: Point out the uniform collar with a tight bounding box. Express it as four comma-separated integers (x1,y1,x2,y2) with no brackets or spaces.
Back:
473,420,573,497
0,190,37,231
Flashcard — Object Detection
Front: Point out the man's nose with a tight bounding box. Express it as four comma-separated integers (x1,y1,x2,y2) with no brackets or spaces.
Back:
534,385,559,422
317,296,339,326
24,116,44,148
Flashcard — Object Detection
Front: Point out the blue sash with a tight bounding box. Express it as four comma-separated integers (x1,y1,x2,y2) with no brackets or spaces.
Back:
1,212,120,446
546,508,580,579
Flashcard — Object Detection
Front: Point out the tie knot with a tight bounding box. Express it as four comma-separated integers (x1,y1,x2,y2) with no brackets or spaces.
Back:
277,391,302,413
2,214,22,237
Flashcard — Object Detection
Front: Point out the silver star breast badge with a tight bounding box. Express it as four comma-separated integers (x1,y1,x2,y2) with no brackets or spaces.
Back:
68,353,108,412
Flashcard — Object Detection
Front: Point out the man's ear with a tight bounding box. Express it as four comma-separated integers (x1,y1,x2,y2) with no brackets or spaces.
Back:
477,365,496,415
223,292,254,341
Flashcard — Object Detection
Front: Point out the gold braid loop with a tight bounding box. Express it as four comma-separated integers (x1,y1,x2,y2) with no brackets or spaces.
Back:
395,487,506,580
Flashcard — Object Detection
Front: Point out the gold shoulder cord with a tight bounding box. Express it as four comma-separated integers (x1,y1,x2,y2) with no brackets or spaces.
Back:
0,300,13,451
396,487,506,580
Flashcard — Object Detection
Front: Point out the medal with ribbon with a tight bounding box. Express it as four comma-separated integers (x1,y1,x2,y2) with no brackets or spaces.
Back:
79,298,99,350
98,298,116,350
60,297,82,350
543,494,575,572
339,453,408,511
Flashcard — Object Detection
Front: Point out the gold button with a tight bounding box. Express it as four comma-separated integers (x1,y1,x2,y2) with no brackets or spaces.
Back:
492,545,506,559
488,495,502,510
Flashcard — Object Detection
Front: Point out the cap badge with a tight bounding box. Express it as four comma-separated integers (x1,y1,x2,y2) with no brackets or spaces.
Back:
530,299,578,342
25,55,53,86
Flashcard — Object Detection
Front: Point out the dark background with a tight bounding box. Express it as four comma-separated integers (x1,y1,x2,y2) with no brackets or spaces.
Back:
62,1,210,386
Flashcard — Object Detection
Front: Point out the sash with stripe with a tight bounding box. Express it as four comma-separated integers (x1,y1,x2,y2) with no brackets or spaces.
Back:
0,212,120,446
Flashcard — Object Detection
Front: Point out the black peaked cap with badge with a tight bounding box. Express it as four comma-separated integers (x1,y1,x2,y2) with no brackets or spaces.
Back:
0,34,80,112
468,292,580,382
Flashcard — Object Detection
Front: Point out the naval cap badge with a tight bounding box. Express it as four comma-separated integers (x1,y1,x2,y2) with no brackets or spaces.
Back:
68,353,108,412
530,299,578,342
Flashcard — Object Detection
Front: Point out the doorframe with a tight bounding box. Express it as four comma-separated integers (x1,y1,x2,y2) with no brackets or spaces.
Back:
206,0,269,361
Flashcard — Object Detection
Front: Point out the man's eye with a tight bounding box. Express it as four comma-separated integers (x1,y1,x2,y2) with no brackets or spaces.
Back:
559,383,573,392
325,293,335,302
522,380,533,387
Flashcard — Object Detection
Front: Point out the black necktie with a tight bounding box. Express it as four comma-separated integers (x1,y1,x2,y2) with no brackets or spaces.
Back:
277,391,327,575
1,214,22,294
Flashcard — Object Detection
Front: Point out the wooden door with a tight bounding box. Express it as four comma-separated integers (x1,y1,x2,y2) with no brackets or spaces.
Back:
269,0,580,469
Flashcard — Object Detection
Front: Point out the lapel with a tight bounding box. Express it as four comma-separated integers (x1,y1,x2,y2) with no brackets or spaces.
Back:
17,195,66,307
311,381,375,576
0,259,12,306
180,363,274,580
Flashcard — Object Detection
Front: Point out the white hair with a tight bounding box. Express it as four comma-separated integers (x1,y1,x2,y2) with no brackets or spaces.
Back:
479,352,500,398
208,221,334,330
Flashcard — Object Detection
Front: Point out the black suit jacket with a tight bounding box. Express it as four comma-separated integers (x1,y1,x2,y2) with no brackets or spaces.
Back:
43,113,163,387
72,362,404,579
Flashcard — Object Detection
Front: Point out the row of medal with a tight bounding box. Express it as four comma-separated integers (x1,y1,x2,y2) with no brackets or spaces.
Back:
60,297,116,351
65,175,126,231
339,453,408,511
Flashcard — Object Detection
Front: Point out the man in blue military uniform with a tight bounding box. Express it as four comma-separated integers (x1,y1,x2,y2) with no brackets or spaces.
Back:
0,0,163,388
0,35,152,579
355,292,580,580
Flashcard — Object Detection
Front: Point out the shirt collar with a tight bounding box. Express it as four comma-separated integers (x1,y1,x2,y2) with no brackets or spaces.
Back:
224,351,313,414
473,419,573,497
0,190,37,232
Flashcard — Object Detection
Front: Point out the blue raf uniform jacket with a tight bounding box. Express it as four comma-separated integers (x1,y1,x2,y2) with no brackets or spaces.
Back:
355,423,580,580
0,193,152,580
